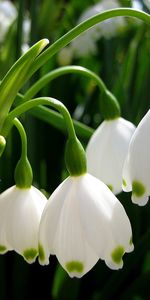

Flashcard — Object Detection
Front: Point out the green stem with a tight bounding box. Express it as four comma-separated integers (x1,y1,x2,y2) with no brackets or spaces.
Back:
24,66,107,101
13,118,33,188
7,98,86,176
2,97,76,140
23,66,120,120
29,9,150,77
13,93,94,140
13,118,27,159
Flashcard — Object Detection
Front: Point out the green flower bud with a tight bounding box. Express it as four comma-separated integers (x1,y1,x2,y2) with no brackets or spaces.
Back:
14,157,33,188
65,138,87,176
100,90,121,120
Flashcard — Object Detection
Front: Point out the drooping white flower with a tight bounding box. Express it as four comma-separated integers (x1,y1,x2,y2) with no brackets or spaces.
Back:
0,185,47,263
38,173,133,278
69,0,126,58
0,0,17,43
86,117,135,195
122,109,150,206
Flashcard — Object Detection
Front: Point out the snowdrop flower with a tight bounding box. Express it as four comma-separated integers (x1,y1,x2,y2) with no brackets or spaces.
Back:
69,0,126,58
122,109,150,206
38,173,133,278
0,0,17,43
0,185,47,263
86,117,135,195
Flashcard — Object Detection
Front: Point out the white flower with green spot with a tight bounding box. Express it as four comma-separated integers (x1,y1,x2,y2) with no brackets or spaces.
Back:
123,109,150,206
86,117,135,195
0,185,47,262
38,173,133,278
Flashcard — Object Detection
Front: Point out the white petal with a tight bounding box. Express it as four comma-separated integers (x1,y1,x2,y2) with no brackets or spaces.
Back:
38,177,72,265
122,155,132,192
39,177,98,277
86,118,135,195
78,174,133,268
0,188,13,253
2,186,47,263
131,194,149,206
124,110,150,197
52,178,98,278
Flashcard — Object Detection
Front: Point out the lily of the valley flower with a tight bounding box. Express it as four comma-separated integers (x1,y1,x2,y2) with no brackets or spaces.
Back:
38,173,133,278
0,185,47,263
122,109,150,206
86,117,135,195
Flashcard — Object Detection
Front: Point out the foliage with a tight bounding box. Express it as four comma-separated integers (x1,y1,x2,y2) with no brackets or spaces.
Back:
0,0,149,299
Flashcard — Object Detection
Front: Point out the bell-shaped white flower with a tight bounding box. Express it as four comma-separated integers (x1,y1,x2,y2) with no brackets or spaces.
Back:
0,185,47,263
38,173,133,278
86,117,135,195
122,109,150,206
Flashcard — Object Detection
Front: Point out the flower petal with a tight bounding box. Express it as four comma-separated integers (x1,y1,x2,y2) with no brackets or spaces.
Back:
3,186,47,263
123,110,150,200
39,177,98,277
86,118,135,195
52,180,99,278
78,174,133,268
38,177,72,265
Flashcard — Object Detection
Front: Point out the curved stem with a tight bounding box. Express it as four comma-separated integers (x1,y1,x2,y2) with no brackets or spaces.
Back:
13,93,94,140
13,118,33,188
2,98,76,141
29,9,150,77
24,66,107,101
13,118,27,159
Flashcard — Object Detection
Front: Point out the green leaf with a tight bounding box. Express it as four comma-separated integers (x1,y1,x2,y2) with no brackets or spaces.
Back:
0,38,49,131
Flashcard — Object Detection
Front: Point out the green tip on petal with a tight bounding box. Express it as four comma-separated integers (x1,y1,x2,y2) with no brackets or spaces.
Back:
111,246,124,264
38,244,45,262
107,184,113,192
132,180,146,197
66,261,84,274
122,178,127,187
23,248,38,263
0,245,7,253
129,237,133,246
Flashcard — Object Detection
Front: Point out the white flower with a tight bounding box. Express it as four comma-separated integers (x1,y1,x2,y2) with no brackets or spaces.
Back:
38,173,133,278
70,0,126,58
0,185,47,263
86,117,135,195
0,0,17,42
122,109,150,206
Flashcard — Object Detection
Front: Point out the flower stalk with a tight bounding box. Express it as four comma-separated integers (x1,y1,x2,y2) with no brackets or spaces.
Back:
2,97,87,176
13,118,33,188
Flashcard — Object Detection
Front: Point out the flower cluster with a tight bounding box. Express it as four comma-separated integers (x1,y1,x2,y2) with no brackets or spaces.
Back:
0,5,149,281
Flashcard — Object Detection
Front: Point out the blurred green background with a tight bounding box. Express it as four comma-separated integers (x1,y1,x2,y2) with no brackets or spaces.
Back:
0,0,150,299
